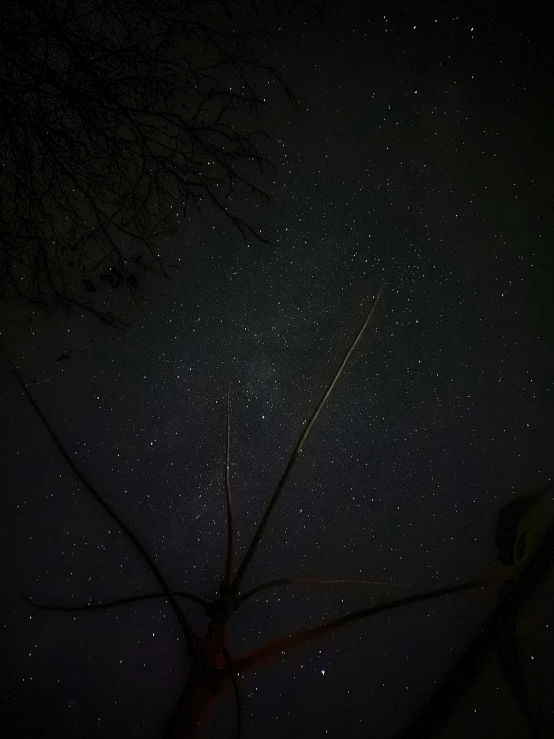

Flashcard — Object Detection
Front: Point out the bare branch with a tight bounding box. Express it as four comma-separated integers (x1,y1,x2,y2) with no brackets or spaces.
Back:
0,0,292,327
21,590,208,612
397,486,554,739
224,647,242,739
229,575,501,676
230,283,388,596
223,382,234,587
3,350,199,657
236,576,412,608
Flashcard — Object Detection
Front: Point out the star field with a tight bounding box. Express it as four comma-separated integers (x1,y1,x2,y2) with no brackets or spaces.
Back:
1,2,553,737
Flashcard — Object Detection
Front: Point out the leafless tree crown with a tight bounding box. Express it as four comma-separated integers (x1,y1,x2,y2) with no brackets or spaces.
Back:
0,0,293,325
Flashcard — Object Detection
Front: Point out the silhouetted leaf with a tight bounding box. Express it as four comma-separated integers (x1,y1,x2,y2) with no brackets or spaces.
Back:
495,488,552,568
513,491,553,570
494,485,554,736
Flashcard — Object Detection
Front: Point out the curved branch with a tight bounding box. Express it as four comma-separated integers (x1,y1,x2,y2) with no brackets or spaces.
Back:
397,504,554,739
21,590,208,612
3,350,198,657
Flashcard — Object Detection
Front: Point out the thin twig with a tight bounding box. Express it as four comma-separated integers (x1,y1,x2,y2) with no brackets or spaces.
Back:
223,382,234,587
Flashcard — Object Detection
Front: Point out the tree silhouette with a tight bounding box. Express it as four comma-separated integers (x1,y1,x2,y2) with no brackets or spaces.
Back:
0,0,294,327
4,285,553,738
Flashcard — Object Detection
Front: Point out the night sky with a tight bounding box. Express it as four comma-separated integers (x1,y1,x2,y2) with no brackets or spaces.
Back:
2,1,554,738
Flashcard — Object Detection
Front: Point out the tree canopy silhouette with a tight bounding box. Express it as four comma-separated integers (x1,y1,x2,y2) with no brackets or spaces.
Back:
0,0,294,327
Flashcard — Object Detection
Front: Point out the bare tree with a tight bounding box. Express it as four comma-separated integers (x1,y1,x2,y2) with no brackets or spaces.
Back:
0,0,294,327
6,285,551,738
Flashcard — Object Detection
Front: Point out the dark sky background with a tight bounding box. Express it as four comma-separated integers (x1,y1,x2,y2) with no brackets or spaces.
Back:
1,1,554,737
